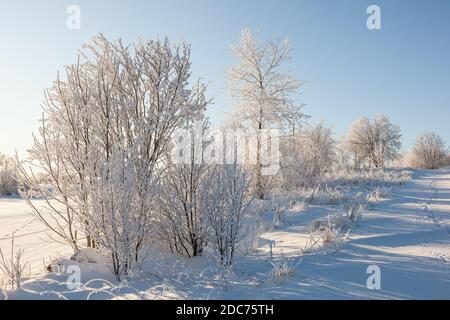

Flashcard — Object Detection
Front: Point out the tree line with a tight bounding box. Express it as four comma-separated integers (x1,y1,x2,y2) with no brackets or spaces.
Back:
1,30,447,280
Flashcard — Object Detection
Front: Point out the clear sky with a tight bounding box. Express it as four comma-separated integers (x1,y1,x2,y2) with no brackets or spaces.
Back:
1,0,449,157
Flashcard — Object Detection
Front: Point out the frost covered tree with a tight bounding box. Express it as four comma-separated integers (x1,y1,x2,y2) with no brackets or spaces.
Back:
411,132,448,169
334,136,352,170
280,122,335,190
0,154,17,196
347,115,401,169
17,34,208,279
156,118,210,258
227,28,305,199
302,122,335,180
202,164,251,267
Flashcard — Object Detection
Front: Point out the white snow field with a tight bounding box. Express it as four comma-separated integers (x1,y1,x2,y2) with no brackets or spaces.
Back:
1,168,449,300
0,198,72,276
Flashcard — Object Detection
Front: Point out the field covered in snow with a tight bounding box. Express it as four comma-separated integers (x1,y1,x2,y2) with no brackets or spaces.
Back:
2,1,450,306
0,198,72,276
1,168,449,300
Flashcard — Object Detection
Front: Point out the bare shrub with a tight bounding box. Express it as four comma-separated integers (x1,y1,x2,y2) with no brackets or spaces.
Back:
269,254,296,282
305,211,356,254
203,164,252,267
410,132,448,169
0,237,28,289
156,119,210,258
343,193,365,227
320,225,342,246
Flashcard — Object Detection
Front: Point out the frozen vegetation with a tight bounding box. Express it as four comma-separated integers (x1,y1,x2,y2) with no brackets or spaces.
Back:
0,30,449,300
1,167,450,299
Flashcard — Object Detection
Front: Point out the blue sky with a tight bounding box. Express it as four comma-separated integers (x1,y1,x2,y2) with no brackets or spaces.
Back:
1,0,449,157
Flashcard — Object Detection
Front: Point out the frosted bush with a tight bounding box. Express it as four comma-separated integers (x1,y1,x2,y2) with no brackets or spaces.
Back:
203,164,252,267
321,225,342,246
16,34,209,279
305,215,347,253
269,254,297,282
343,193,365,226
410,133,448,169
347,115,402,169
0,237,28,290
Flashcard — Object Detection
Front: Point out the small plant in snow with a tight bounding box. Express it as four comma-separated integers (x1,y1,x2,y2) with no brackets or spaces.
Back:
0,237,28,290
304,215,349,253
301,232,322,254
321,225,343,247
269,253,297,283
344,193,365,226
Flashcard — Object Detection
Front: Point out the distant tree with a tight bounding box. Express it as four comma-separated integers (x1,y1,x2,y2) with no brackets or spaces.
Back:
280,122,335,190
227,28,305,198
411,132,448,169
347,115,402,169
334,136,353,170
0,153,17,195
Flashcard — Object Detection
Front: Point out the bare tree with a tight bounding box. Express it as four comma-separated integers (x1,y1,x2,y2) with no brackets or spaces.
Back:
156,118,210,258
227,28,305,199
347,115,401,169
334,136,352,170
411,132,448,169
17,34,208,279
203,164,252,267
0,154,17,196
280,122,335,190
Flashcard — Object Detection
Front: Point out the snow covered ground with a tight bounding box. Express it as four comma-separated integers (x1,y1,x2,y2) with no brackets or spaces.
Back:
0,198,72,276
1,168,449,300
